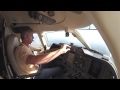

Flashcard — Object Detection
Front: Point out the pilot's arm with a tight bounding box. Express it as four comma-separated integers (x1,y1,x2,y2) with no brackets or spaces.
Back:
26,44,71,65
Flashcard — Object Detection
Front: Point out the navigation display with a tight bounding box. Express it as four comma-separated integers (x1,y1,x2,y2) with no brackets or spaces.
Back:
88,60,103,78
67,53,74,63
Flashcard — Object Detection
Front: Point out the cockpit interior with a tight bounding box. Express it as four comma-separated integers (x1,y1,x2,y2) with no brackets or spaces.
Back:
0,11,119,79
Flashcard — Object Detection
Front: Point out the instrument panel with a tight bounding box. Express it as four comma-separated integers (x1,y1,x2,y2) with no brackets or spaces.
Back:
50,44,117,79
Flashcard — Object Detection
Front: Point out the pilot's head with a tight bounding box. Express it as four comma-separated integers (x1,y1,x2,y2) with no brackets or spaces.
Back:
20,26,34,44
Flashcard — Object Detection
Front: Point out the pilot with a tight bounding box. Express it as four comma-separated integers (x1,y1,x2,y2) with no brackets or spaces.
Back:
15,26,71,79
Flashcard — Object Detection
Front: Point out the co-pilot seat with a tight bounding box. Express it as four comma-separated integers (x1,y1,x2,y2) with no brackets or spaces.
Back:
6,34,39,79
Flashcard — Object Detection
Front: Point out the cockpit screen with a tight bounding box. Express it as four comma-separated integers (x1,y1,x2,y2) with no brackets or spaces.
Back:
88,60,103,78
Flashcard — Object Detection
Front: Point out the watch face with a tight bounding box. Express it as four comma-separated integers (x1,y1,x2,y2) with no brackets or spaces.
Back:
47,11,55,17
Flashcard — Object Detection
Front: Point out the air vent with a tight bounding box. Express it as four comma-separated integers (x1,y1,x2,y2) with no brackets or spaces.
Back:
71,11,82,14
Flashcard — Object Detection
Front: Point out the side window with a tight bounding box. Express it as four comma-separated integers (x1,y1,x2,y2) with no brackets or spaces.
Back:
30,33,43,49
76,24,111,57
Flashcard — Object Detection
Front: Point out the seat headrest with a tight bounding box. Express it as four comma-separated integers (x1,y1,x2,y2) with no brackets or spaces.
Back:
7,34,19,51
6,34,25,76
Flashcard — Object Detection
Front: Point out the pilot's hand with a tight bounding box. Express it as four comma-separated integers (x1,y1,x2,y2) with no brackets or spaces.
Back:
60,44,71,54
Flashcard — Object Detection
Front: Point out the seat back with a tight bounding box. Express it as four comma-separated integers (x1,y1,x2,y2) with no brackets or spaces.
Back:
6,34,25,77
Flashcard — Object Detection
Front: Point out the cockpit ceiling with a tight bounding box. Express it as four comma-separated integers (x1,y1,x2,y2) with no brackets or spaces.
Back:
2,11,91,31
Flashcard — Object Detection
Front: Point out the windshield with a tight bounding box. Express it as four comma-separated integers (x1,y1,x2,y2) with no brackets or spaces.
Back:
76,24,111,56
42,31,85,48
